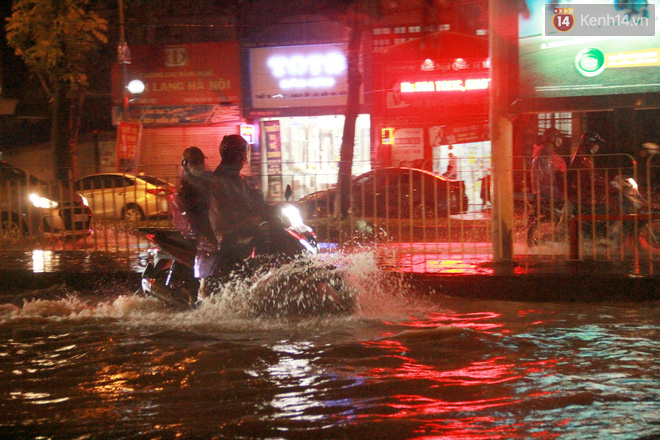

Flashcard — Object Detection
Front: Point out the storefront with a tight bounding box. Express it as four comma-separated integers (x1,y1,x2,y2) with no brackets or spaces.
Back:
244,43,371,200
111,42,247,178
517,0,660,173
372,31,491,209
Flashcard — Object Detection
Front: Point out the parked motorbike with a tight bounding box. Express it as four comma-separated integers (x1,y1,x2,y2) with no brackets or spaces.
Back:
138,186,356,317
527,175,660,251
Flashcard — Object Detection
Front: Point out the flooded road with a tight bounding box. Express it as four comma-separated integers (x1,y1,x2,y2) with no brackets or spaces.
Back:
1,252,659,439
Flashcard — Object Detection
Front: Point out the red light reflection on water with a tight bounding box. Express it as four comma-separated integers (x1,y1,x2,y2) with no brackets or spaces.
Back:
355,309,565,438
387,311,506,333
378,243,536,275
371,357,521,387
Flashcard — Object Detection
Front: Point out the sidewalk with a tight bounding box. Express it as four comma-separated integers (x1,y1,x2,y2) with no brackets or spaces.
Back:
0,247,658,302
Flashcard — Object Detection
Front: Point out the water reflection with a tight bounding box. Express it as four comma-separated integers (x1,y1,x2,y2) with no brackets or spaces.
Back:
266,342,328,421
0,273,658,439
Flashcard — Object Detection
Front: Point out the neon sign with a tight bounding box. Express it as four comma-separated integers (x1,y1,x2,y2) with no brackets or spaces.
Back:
401,78,491,93
267,52,347,89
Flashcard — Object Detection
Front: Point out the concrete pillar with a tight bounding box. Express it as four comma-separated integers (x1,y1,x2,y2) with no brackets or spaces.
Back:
489,0,518,262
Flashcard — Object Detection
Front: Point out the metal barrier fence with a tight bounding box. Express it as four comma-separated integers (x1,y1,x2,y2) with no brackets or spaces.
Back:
2,156,660,274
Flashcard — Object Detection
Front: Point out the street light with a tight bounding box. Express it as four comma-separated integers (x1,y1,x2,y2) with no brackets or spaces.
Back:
127,79,145,96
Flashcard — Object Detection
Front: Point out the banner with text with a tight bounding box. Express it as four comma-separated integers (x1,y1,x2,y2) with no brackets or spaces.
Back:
116,122,142,172
112,42,242,107
263,120,283,199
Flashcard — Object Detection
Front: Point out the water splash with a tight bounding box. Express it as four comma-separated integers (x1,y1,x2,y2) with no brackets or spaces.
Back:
0,251,424,328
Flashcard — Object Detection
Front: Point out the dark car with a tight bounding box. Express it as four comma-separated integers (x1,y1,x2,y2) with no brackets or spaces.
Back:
297,167,468,220
0,161,93,240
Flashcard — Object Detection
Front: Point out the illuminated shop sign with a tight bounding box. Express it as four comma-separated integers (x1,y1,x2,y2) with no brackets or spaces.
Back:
381,127,394,144
267,52,346,89
111,42,242,107
240,124,255,143
400,78,491,93
250,44,351,109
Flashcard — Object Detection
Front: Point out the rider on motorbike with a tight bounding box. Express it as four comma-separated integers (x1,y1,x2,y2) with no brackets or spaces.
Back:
530,127,567,206
207,135,268,289
568,131,610,214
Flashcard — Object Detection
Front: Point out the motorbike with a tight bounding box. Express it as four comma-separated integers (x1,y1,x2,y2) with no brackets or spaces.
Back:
527,175,660,251
138,186,356,317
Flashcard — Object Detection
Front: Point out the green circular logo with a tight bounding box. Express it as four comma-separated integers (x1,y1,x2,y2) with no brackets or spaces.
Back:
575,48,606,77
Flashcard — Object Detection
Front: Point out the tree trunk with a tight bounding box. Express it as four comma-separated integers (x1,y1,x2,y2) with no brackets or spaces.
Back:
51,82,72,182
68,92,85,180
336,13,362,218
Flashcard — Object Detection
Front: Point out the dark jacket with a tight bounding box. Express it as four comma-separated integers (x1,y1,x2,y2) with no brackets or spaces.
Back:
530,142,566,200
209,163,265,245
172,170,215,243
568,144,608,205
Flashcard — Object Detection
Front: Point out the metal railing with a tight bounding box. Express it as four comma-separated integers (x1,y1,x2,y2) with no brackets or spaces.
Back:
2,156,659,274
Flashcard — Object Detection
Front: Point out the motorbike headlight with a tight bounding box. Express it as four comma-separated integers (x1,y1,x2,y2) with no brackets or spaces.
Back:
29,193,59,209
281,204,304,228
627,177,638,190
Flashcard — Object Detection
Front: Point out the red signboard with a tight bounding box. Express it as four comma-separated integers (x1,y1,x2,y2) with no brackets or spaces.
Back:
112,42,242,107
116,122,142,171
373,32,490,118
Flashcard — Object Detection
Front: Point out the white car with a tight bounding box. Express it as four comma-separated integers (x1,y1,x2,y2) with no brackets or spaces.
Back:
74,173,175,221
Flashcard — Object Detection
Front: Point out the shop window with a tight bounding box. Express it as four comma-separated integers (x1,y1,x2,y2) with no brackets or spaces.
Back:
261,115,371,200
538,112,572,137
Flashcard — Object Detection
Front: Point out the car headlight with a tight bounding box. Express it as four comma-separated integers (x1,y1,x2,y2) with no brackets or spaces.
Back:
29,193,59,209
80,195,89,207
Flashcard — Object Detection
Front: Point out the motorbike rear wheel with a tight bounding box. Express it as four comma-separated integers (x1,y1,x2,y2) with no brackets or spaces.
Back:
141,259,199,310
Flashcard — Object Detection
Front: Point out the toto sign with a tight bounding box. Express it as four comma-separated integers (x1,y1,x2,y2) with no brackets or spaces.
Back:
249,44,350,109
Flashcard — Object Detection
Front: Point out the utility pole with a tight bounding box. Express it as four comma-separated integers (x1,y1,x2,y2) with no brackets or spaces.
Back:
489,0,518,263
118,0,130,119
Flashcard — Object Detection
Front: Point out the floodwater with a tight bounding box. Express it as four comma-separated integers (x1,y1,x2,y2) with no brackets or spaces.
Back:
0,252,659,440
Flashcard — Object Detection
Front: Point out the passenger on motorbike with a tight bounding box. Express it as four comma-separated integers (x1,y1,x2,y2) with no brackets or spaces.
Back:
567,131,610,214
530,127,567,215
171,146,218,299
207,135,267,287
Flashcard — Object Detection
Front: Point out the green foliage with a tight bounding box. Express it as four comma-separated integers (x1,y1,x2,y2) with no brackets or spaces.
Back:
5,0,108,95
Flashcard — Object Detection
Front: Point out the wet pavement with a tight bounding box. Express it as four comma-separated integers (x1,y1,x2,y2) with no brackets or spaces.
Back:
0,245,658,303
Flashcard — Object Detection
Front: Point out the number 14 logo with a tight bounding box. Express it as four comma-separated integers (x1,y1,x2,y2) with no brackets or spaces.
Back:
553,12,574,32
